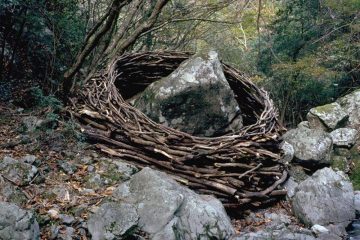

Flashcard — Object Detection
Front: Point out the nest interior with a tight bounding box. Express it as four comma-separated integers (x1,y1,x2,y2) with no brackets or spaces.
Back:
70,51,287,208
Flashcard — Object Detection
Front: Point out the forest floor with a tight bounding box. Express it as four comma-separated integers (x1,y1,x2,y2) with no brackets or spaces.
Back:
0,101,301,239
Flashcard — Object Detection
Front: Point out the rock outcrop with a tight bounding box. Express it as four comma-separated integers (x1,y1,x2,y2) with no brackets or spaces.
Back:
88,167,235,240
132,50,243,137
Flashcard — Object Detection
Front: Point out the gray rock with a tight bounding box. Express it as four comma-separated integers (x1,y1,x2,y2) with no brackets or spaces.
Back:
307,102,348,130
152,218,177,240
330,155,350,172
264,212,291,230
311,224,329,235
0,156,38,186
280,141,294,163
283,128,333,167
87,202,139,240
0,202,40,240
85,173,104,189
59,214,75,225
133,51,242,137
21,155,36,165
298,121,310,129
282,177,298,199
292,168,355,227
0,175,27,205
58,160,77,175
330,128,359,147
80,156,93,165
58,227,75,240
88,167,235,240
337,88,360,128
324,224,347,239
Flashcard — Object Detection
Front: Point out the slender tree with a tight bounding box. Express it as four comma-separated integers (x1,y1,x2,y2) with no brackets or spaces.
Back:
63,0,170,97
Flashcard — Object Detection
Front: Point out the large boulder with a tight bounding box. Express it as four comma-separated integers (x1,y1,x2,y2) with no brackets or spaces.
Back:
132,50,243,137
292,168,355,228
88,167,235,240
307,102,348,131
0,202,40,240
337,89,360,129
283,127,333,167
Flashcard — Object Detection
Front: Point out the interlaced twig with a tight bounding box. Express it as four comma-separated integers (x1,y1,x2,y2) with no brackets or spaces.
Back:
70,51,287,208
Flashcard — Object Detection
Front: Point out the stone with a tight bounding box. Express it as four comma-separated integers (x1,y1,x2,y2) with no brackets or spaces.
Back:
298,121,310,129
85,173,103,189
88,167,235,240
133,51,242,137
0,202,40,240
58,160,77,175
311,224,329,235
0,175,27,205
48,209,60,219
280,141,294,163
58,227,75,240
80,156,93,165
21,155,36,165
330,128,359,148
282,177,298,199
49,185,73,202
0,156,38,186
283,128,333,167
337,88,360,128
307,102,348,130
59,214,75,225
264,212,291,228
292,168,355,227
87,202,139,240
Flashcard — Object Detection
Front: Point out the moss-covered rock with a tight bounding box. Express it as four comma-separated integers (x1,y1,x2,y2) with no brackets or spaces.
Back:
331,155,349,172
0,156,38,186
133,50,243,137
307,102,348,131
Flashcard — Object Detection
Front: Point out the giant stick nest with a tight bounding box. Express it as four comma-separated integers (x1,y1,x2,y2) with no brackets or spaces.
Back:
69,51,288,208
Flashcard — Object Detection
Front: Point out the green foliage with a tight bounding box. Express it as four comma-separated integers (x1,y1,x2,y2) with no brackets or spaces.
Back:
30,87,63,111
0,0,86,91
256,0,360,125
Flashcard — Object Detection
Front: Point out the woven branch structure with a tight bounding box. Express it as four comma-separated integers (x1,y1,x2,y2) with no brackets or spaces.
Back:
70,51,288,208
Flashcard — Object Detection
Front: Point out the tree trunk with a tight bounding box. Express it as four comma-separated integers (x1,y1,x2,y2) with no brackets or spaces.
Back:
63,0,170,99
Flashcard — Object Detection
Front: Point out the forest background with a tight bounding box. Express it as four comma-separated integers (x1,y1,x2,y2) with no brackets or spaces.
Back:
0,0,359,127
